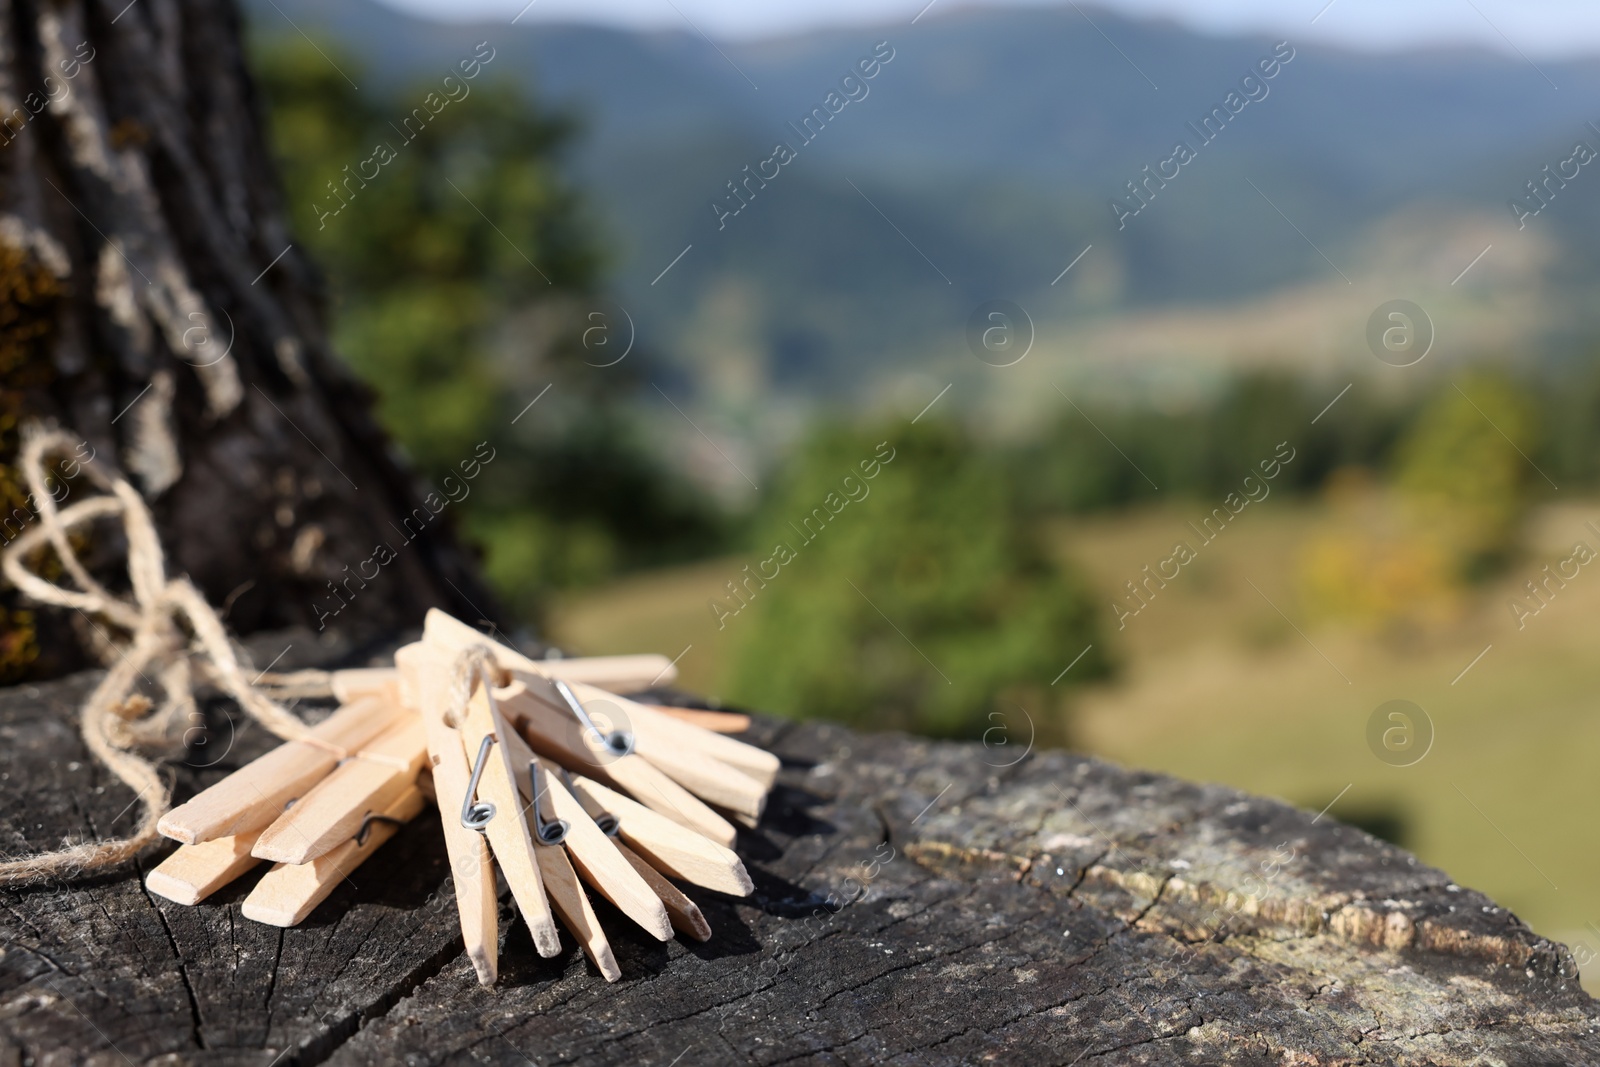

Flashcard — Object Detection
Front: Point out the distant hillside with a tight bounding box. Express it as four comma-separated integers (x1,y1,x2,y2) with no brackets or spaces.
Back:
243,0,1600,422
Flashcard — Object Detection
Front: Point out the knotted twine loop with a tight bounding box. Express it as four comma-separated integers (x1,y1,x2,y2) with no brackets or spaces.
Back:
444,645,507,730
0,426,319,885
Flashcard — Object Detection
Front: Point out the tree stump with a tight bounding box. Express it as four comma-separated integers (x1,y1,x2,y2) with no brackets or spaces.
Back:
0,649,1594,1065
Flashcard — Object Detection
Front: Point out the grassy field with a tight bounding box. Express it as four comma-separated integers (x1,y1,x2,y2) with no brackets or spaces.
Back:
546,498,1600,985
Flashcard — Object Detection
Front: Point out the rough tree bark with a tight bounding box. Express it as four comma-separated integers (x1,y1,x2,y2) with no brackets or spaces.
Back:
0,0,498,680
0,643,1595,1065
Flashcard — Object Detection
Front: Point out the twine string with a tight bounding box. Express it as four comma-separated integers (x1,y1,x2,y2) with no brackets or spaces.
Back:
0,427,321,884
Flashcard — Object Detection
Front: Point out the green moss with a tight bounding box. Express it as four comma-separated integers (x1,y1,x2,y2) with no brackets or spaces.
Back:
0,233,64,683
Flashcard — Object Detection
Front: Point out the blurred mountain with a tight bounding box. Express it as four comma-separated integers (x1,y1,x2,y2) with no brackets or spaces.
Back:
243,0,1600,428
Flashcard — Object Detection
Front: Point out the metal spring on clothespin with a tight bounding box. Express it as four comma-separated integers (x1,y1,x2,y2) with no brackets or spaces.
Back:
354,812,407,847
461,734,497,831
552,678,635,758
527,758,569,845
559,767,620,837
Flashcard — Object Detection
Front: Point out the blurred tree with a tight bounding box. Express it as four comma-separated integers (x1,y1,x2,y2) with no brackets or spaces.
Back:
1392,371,1538,576
1017,373,1414,517
251,35,724,624
253,37,596,462
1298,374,1538,632
1534,356,1600,489
721,420,1109,739
1297,469,1461,634
1201,374,1314,486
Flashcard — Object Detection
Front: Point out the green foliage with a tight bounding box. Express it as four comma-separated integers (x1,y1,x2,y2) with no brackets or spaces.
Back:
250,34,725,621
1529,355,1600,489
1017,373,1415,516
253,34,596,466
721,420,1109,739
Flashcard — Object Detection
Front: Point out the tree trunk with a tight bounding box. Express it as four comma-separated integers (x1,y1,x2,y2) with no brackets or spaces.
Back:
0,0,499,681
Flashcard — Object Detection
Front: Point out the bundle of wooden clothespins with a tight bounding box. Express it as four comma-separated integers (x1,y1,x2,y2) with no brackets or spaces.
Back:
147,610,777,984
0,426,776,987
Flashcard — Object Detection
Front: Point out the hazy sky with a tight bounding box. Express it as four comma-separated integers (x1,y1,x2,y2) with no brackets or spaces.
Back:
381,0,1600,57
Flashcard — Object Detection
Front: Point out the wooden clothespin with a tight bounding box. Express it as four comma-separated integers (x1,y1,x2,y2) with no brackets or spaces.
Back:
559,775,713,941
525,675,771,824
241,785,427,927
146,827,265,905
425,607,774,793
158,694,404,845
567,774,753,897
330,667,399,704
251,715,427,864
423,609,679,690
536,653,682,693
147,686,427,913
616,730,768,821
644,705,752,734
535,835,619,981
496,724,671,942
615,840,711,942
395,642,499,986
455,663,562,958
422,613,773,837
491,723,624,982
495,676,739,847
141,608,782,986
600,685,780,790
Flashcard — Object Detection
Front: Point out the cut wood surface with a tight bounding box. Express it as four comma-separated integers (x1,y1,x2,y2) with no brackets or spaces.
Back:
1,663,1597,1065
